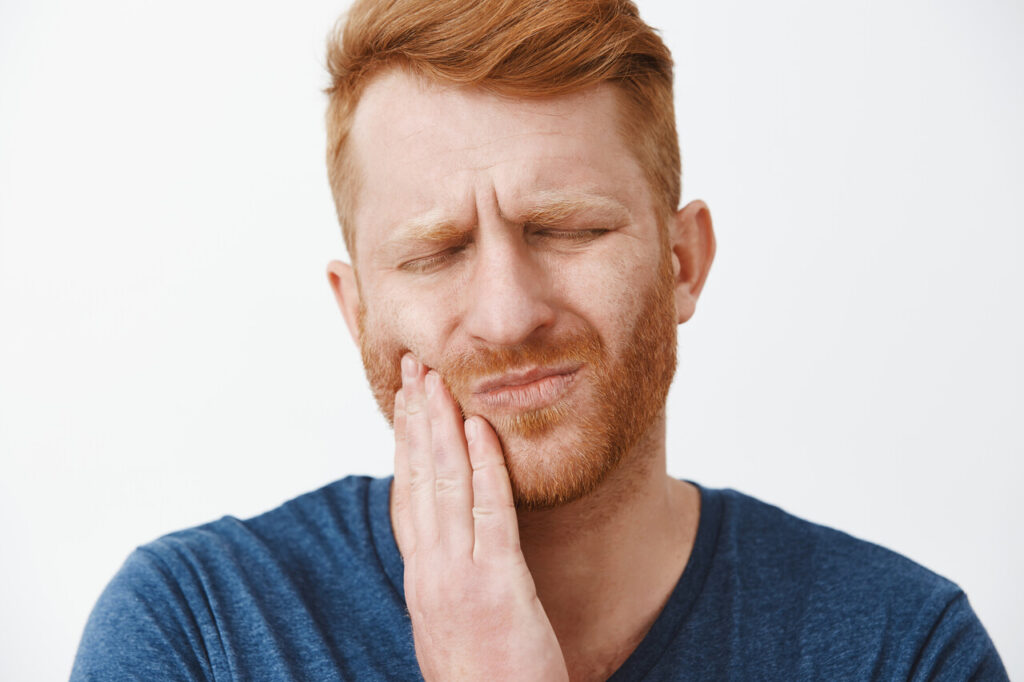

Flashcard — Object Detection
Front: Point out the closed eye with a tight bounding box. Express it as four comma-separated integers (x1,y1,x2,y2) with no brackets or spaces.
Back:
399,244,468,273
533,228,609,242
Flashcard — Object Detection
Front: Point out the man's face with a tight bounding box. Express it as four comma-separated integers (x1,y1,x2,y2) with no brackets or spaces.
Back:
345,70,679,509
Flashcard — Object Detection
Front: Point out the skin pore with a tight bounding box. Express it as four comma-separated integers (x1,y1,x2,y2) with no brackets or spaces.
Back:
327,68,714,680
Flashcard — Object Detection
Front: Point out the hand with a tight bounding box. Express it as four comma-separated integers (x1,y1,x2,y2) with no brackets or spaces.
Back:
391,354,569,681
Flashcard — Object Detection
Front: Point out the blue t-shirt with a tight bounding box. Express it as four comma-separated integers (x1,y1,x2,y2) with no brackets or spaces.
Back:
71,477,1007,680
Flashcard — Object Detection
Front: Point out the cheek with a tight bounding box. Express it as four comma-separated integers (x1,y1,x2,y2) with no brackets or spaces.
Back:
361,286,457,369
547,244,656,347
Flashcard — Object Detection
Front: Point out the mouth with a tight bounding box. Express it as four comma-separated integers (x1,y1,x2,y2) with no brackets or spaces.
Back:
471,365,582,411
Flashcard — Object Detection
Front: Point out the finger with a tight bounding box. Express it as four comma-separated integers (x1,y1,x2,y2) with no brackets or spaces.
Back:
425,370,474,556
466,416,521,562
391,389,415,557
402,353,439,550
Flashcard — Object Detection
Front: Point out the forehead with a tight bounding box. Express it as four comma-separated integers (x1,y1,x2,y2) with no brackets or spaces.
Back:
347,69,650,259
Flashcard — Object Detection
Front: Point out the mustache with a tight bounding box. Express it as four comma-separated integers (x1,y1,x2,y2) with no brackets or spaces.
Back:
439,330,603,395
358,312,606,426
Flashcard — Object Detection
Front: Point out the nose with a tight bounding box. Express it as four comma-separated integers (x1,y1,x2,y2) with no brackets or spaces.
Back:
461,235,555,347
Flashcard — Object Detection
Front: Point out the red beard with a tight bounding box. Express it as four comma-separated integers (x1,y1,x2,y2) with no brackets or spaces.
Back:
358,247,677,510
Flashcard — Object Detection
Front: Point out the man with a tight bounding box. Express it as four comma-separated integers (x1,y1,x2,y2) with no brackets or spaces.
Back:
72,0,1007,679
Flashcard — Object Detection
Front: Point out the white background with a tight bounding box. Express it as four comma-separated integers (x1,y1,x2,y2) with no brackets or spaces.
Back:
1,0,1021,678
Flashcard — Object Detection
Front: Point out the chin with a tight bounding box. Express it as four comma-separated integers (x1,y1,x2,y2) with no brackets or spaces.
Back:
492,418,624,511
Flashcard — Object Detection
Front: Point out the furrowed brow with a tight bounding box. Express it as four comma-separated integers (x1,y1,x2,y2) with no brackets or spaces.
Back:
378,192,630,262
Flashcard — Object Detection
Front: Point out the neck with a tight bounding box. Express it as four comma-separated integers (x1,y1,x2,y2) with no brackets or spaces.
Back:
385,414,700,682
517,414,700,682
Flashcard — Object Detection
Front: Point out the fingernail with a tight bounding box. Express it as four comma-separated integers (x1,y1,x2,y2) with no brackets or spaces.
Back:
425,372,438,397
464,418,477,443
402,354,416,379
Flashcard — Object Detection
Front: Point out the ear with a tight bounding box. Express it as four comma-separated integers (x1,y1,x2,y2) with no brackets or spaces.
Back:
326,260,362,345
669,200,716,324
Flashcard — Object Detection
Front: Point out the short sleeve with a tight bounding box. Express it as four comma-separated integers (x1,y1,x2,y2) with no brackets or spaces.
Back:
909,591,1008,681
70,548,214,682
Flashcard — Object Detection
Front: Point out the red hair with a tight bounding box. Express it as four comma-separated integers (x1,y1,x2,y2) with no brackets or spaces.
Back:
325,0,679,256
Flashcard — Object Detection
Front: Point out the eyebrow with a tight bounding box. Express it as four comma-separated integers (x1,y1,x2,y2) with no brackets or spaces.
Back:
383,190,633,255
517,190,632,227
390,209,468,245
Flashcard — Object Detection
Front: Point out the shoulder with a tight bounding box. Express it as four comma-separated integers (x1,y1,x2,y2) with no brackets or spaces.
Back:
697,486,1008,679
713,487,954,602
72,475,401,681
121,474,397,610
142,474,383,570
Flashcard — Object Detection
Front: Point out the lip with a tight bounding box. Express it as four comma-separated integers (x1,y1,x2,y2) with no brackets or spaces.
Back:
472,365,581,411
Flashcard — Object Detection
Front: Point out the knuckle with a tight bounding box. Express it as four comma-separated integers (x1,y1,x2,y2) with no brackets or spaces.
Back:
473,504,513,522
408,467,433,492
433,475,460,497
470,458,506,474
471,505,495,519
